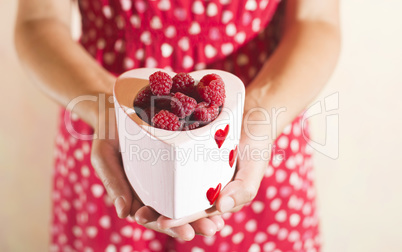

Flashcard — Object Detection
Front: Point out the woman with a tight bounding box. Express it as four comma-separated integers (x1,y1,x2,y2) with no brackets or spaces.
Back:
15,0,340,251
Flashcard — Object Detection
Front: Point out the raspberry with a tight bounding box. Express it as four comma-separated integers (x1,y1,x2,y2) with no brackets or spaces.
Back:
149,71,173,95
152,110,182,131
192,102,219,123
135,71,223,128
170,92,197,118
172,73,195,95
133,86,152,108
197,73,226,106
183,121,200,131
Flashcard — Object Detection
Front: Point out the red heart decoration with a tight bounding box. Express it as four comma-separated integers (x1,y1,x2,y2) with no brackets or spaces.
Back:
206,183,222,205
229,145,238,168
214,124,229,148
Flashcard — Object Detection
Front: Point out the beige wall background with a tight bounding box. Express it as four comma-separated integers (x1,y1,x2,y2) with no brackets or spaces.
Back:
1,0,401,251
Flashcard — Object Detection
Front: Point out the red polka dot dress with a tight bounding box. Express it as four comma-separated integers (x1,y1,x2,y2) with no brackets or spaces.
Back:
51,0,321,251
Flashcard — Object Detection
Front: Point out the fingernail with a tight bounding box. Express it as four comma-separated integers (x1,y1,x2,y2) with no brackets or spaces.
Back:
166,229,178,238
115,196,126,218
135,215,145,225
157,220,171,231
216,219,225,231
219,197,235,213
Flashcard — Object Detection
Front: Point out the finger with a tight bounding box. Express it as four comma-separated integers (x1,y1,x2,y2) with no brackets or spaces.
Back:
157,207,221,229
170,225,196,241
156,194,243,229
91,139,133,218
208,215,225,231
191,218,217,237
229,204,245,213
216,158,267,213
135,206,195,241
134,206,160,225
129,197,143,217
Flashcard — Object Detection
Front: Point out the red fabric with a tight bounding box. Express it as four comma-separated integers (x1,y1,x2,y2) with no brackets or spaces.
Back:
51,0,321,251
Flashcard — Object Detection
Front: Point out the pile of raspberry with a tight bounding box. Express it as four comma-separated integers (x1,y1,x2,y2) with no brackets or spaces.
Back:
133,71,226,131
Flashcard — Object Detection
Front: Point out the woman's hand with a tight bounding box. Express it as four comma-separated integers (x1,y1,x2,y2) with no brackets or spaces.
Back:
214,88,274,214
134,206,225,240
90,99,225,240
91,104,139,219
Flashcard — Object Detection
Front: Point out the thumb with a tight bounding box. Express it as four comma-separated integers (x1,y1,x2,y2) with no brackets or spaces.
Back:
216,159,267,213
91,138,134,218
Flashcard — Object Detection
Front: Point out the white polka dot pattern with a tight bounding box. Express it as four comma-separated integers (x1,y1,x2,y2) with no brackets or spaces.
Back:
51,1,320,251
